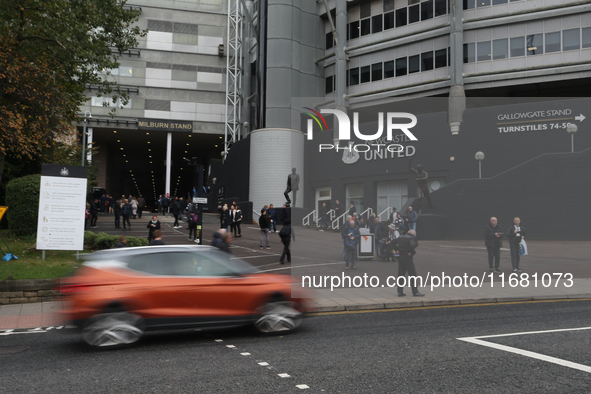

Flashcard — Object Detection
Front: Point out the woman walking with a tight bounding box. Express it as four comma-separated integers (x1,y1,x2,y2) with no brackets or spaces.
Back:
147,215,161,243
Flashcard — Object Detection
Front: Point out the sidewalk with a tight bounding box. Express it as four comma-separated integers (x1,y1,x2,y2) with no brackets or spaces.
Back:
2,282,590,330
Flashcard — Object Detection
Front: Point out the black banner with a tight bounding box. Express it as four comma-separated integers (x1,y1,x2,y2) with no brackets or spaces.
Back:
41,164,88,179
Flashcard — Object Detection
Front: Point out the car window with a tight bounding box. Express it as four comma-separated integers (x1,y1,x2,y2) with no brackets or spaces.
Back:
127,252,239,277
128,253,174,275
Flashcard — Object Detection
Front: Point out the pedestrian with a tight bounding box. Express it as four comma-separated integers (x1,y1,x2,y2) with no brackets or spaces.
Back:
108,195,115,213
157,194,163,214
147,214,161,243
279,220,294,264
389,207,399,224
342,220,360,269
112,236,127,248
404,206,418,231
484,217,503,273
333,200,342,219
90,198,99,228
383,224,399,262
221,204,231,230
188,211,198,242
114,198,122,228
162,193,170,216
259,208,270,249
280,203,290,224
137,194,146,218
149,229,165,245
317,202,328,231
348,203,356,216
394,213,405,232
374,216,387,260
99,194,107,213
131,196,138,219
121,199,132,230
507,217,525,273
396,229,424,297
178,197,186,222
212,229,232,253
171,197,181,228
104,194,111,213
268,204,277,233
84,202,90,231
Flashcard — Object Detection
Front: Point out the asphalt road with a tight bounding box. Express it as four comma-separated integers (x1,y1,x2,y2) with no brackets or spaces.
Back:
2,300,591,393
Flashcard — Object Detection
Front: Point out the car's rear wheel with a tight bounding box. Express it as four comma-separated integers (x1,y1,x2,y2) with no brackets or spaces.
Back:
82,311,144,348
254,299,302,333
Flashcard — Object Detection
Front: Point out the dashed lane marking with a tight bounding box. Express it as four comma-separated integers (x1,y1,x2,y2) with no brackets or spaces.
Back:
278,373,291,378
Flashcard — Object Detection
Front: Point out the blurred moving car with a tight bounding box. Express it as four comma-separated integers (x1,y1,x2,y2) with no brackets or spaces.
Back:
60,245,307,348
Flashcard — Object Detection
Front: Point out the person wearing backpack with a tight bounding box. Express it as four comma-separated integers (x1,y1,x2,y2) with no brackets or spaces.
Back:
279,220,294,264
188,212,199,242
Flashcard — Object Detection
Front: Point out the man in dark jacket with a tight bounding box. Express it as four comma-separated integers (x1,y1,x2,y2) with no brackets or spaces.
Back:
137,195,146,218
507,217,525,273
484,217,503,273
212,229,231,253
279,220,294,264
342,220,360,269
374,217,387,259
90,198,99,228
259,209,270,249
405,206,418,231
317,202,328,231
268,204,277,233
396,230,424,297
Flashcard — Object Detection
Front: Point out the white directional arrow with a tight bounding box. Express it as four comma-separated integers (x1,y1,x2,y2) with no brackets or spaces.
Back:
575,114,585,122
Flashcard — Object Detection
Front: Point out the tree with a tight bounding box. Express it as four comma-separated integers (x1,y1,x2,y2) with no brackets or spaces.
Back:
0,0,146,183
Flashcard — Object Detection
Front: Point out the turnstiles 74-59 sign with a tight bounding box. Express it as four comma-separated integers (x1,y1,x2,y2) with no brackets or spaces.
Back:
36,165,88,251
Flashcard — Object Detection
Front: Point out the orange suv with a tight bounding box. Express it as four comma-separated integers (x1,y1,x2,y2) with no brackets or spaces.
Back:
60,245,307,348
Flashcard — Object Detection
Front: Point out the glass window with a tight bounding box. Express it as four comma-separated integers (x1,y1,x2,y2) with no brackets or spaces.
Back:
477,0,490,7
435,0,447,16
360,1,371,18
350,21,360,39
492,0,507,5
492,38,508,60
510,36,525,57
377,181,408,218
563,28,580,51
326,32,334,49
477,41,491,61
384,60,395,78
463,0,475,9
545,31,561,53
583,27,591,48
408,55,420,73
435,48,447,68
384,0,395,12
346,69,350,86
119,66,133,76
421,0,433,21
384,11,395,30
372,63,383,81
463,43,475,63
360,18,371,36
346,183,364,214
409,5,420,24
350,68,359,85
372,15,383,33
395,57,407,76
527,34,543,55
421,51,434,71
360,65,371,83
395,8,407,27
325,76,333,94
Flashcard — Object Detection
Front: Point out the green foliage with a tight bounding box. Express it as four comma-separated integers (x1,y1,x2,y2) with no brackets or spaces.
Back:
126,236,149,247
84,231,98,248
84,231,148,250
5,174,41,236
94,233,119,250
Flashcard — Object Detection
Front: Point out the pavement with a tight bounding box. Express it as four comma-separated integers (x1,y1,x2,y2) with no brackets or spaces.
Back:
2,211,590,330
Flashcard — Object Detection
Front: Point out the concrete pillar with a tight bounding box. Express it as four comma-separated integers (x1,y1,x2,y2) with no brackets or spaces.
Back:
166,132,172,196
87,128,93,164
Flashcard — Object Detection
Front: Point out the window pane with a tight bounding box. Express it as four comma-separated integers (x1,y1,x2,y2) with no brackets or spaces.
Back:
421,51,434,71
545,31,561,53
119,66,133,76
492,38,508,60
584,27,591,48
563,28,580,51
395,8,407,27
435,0,447,16
372,63,383,81
463,43,475,63
372,15,383,33
346,69,349,86
409,5,420,24
325,76,333,94
463,0,475,9
384,60,395,78
384,0,395,12
395,57,407,76
527,34,543,55
326,32,334,49
350,21,360,39
384,11,395,30
408,55,420,73
360,1,371,18
360,65,371,83
421,0,433,21
477,0,490,7
360,18,371,36
510,36,525,57
350,68,359,85
492,0,507,5
477,41,491,61
435,48,447,67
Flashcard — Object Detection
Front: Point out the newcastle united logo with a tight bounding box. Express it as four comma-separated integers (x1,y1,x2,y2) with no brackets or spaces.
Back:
60,167,69,176
342,141,360,164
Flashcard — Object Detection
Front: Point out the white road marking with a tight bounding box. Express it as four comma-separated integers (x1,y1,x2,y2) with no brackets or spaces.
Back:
215,339,223,342
258,362,269,366
278,373,291,378
458,326,591,373
259,261,343,273
240,352,251,356
296,385,310,389
226,345,236,348
439,245,510,251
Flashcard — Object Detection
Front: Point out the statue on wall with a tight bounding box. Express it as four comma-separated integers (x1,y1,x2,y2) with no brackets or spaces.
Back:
409,158,432,212
284,168,300,207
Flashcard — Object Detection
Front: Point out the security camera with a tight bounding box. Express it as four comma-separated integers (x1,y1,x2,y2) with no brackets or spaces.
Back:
88,114,92,119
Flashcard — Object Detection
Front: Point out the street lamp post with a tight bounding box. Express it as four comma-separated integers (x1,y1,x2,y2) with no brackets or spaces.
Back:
567,123,578,153
475,151,485,179
81,111,92,166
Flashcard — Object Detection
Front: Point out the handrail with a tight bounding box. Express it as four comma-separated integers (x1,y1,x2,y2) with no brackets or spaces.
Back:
378,207,392,222
302,210,316,227
253,209,261,217
359,207,373,220
327,209,335,221
331,212,348,230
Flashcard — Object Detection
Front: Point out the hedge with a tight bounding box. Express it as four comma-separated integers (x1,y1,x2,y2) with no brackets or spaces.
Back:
5,174,41,237
84,231,149,250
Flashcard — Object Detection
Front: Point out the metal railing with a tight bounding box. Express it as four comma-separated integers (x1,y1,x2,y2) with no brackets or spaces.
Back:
302,210,316,227
359,207,373,220
331,212,348,230
378,207,392,222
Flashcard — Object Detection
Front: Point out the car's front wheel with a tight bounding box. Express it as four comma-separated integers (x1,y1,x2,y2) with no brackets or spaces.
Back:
81,311,144,348
254,300,303,333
